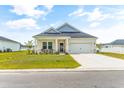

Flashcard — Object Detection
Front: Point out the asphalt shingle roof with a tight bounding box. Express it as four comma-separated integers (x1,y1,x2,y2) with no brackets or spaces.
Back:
102,39,124,45
110,39,124,45
33,23,97,38
0,36,20,44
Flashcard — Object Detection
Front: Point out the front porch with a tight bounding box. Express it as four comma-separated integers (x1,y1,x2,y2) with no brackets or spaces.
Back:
34,37,69,54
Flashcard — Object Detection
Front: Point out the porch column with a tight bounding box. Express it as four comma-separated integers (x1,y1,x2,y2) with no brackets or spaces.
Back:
55,39,58,52
34,39,37,52
66,38,69,52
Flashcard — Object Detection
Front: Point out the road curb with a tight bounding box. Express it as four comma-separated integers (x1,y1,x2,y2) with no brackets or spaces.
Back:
0,68,124,73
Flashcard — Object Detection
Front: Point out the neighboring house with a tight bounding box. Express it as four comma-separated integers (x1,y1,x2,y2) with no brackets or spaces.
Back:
20,44,28,50
20,44,35,50
0,36,21,52
33,23,97,54
101,39,124,54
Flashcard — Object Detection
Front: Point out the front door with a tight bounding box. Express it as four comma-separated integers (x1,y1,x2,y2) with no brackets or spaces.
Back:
59,43,64,52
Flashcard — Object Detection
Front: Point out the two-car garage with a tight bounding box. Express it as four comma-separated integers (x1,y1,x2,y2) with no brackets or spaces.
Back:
69,43,93,53
68,38,96,54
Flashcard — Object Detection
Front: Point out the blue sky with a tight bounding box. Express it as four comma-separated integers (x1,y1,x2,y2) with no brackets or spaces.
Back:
0,5,124,44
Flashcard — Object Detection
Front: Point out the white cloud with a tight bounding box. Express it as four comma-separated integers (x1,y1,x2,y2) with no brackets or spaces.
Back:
10,5,44,18
90,22,100,27
68,8,87,16
87,8,110,22
44,5,54,11
10,5,54,18
114,10,124,20
69,7,110,22
49,21,65,28
84,23,124,43
116,10,124,15
6,18,40,29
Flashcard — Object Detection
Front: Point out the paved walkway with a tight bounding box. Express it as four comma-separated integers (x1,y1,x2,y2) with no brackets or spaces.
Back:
71,54,124,70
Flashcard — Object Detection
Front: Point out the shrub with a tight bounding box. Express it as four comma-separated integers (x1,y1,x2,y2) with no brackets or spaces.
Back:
65,52,69,55
3,49,6,52
55,52,59,54
32,50,35,54
96,50,100,53
0,50,2,53
6,48,12,52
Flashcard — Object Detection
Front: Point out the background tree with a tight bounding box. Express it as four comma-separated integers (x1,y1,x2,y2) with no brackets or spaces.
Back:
24,40,33,54
96,43,102,49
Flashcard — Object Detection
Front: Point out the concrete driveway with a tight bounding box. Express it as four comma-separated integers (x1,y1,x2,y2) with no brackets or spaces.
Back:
71,54,124,70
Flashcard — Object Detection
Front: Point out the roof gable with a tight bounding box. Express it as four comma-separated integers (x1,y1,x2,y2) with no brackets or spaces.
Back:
43,27,60,34
56,23,80,33
33,23,97,38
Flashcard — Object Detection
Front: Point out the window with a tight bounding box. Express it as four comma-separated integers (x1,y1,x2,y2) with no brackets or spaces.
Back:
48,42,52,49
105,46,109,48
42,42,52,49
43,42,47,49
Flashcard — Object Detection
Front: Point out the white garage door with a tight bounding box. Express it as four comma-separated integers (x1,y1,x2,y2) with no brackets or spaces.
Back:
69,43,92,53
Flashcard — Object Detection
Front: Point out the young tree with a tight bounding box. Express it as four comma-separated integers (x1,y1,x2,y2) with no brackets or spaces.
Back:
96,43,102,52
96,43,102,49
24,40,33,54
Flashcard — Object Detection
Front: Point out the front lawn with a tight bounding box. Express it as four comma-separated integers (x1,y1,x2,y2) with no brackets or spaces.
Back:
97,52,124,60
0,51,80,69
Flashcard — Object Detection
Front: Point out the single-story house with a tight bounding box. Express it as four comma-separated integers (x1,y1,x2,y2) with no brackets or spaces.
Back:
101,39,124,54
33,23,97,54
0,36,21,52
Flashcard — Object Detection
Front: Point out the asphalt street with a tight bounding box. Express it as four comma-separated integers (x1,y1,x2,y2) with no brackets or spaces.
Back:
0,71,124,88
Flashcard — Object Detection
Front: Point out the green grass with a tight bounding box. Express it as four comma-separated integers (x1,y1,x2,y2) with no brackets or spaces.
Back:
97,52,124,60
0,51,80,69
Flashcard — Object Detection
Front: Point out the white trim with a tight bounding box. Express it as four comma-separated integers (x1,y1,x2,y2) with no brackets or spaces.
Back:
34,36,71,39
